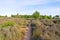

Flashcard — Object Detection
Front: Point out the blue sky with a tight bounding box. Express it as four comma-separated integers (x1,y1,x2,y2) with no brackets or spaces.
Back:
0,0,60,16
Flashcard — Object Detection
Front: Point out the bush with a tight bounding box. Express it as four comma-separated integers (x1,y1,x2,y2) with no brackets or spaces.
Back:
32,11,40,19
0,20,16,28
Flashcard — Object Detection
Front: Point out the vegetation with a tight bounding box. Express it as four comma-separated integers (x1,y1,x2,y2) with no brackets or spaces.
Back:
3,21,15,26
53,15,60,19
11,11,60,19
0,11,60,40
32,11,40,19
0,19,28,40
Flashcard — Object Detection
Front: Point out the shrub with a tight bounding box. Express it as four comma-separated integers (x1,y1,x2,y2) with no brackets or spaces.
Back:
0,20,16,28
32,11,40,19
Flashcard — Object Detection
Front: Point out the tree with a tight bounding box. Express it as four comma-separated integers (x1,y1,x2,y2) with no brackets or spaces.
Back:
47,15,52,19
32,11,40,19
53,15,60,19
11,13,20,18
42,15,48,19
40,15,52,19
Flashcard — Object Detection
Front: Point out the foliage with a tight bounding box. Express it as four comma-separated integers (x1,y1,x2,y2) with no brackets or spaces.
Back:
53,15,60,19
0,20,16,28
40,15,52,19
32,11,40,19
0,19,26,40
11,11,60,19
47,15,52,19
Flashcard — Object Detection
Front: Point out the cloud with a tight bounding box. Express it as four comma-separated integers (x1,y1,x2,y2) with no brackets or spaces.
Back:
16,0,47,6
38,7,60,16
16,0,60,7
0,0,60,16
18,7,60,16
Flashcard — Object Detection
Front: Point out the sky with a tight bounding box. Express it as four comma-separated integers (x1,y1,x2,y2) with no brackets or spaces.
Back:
0,0,60,16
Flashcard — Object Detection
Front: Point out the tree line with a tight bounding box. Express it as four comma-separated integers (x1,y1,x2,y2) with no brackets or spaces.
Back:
0,11,60,19
11,11,60,19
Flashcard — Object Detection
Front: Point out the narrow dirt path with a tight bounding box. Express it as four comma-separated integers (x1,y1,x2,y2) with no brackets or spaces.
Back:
23,23,31,40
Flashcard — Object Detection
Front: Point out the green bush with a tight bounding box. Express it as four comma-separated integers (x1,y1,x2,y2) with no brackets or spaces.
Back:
32,11,40,19
0,20,16,28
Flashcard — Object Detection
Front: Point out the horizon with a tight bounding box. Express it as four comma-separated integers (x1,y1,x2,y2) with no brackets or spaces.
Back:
0,0,60,16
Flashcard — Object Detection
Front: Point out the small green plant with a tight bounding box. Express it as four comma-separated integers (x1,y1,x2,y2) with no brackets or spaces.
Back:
0,20,16,28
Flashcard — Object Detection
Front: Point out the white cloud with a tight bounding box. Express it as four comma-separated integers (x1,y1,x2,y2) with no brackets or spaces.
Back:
16,0,47,6
16,0,60,7
0,0,60,7
18,7,60,16
39,7,60,16
0,0,60,16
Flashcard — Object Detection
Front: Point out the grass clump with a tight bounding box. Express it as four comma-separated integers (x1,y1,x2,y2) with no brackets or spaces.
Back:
0,34,5,40
0,20,16,28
